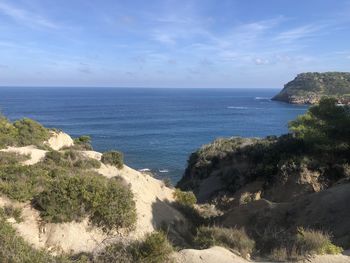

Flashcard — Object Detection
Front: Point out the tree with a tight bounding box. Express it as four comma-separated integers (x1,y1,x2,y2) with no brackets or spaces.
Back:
289,97,350,148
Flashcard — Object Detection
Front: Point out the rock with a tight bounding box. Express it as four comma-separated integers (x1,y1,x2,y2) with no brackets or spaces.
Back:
272,72,350,104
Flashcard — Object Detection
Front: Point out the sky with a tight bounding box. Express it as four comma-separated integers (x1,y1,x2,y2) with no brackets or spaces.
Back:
0,0,350,88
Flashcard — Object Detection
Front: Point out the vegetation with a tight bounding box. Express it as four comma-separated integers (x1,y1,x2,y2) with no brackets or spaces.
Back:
0,115,50,148
43,150,101,169
173,189,197,207
34,174,136,231
73,135,93,150
265,228,343,261
0,151,29,165
194,226,255,258
178,98,350,198
101,151,124,169
0,164,50,202
3,205,23,223
289,97,350,148
0,208,92,263
97,231,173,263
272,72,350,103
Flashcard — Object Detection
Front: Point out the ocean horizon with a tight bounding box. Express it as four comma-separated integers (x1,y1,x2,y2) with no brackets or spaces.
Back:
0,87,308,182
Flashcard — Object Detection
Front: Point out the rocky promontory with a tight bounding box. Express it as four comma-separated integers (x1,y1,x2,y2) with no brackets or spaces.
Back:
272,72,350,104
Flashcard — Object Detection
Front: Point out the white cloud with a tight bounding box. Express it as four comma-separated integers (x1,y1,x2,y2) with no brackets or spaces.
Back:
274,24,324,42
254,58,270,65
153,33,176,45
0,2,59,29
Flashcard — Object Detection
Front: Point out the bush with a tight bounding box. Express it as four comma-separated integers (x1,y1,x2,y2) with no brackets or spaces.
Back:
194,226,255,258
133,232,174,263
296,228,343,255
97,231,173,263
73,136,93,150
173,189,197,207
34,174,136,232
0,164,50,202
43,150,101,169
263,228,343,261
101,151,124,169
0,151,29,165
13,118,50,147
0,115,17,148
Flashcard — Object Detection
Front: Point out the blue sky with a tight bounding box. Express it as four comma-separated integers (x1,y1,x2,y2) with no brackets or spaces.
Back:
0,0,350,88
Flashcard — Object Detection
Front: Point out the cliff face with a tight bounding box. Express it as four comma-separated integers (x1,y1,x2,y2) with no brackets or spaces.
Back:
272,72,350,104
177,98,350,249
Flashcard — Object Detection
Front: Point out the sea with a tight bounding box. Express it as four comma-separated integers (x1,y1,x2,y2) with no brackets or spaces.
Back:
0,87,308,182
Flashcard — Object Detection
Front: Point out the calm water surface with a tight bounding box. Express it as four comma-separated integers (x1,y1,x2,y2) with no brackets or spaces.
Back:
0,88,308,182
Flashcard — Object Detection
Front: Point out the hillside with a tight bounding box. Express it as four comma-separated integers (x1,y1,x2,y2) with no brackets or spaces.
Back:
178,97,350,261
1,105,349,262
272,72,350,104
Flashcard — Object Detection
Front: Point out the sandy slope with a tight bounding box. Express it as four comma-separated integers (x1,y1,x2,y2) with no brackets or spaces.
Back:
174,246,250,263
84,150,187,239
0,145,47,165
0,134,187,254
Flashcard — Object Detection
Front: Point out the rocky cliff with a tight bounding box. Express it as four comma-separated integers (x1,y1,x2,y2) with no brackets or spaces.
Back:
272,72,350,104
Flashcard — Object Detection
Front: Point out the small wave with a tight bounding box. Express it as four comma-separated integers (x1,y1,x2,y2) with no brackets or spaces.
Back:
255,97,270,100
159,169,169,173
227,106,249,110
139,168,151,172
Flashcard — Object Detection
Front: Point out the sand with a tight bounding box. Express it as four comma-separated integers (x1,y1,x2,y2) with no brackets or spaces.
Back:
45,131,74,150
0,145,47,165
174,246,250,263
0,144,187,254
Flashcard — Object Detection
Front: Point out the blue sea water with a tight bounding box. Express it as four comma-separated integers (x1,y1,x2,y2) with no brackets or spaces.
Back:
0,87,308,182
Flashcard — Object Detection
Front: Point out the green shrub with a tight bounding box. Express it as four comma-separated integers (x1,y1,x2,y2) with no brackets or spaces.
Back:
173,189,197,207
13,118,50,147
263,228,343,261
296,228,343,255
0,164,50,202
194,226,255,258
34,174,136,231
101,151,124,169
0,115,17,148
3,205,23,223
132,232,174,263
97,231,173,263
43,150,101,169
0,151,30,165
73,136,93,150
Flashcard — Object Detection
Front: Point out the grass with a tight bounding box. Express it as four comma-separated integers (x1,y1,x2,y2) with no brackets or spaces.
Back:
97,231,173,263
101,151,124,169
3,205,23,223
296,228,343,256
0,151,30,165
193,226,255,258
264,228,343,262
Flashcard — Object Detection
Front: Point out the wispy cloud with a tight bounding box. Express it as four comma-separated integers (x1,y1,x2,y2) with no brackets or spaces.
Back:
0,2,59,29
274,24,325,42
